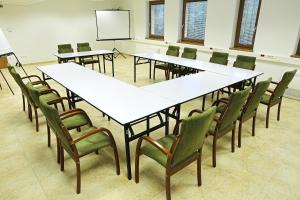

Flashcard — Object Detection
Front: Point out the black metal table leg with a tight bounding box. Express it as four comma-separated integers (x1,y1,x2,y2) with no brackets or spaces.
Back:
202,95,206,111
97,55,101,73
111,53,115,77
134,56,137,82
124,125,132,180
149,60,152,79
165,108,169,136
103,55,106,74
0,69,14,95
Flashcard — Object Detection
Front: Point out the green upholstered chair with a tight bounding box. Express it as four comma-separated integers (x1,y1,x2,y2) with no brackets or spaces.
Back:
170,47,198,78
233,55,256,70
260,69,297,128
7,66,53,131
209,52,229,100
77,43,100,72
27,83,90,149
191,87,251,167
237,78,271,147
209,52,229,65
135,106,216,200
229,55,257,92
57,44,76,63
153,45,180,80
39,97,120,194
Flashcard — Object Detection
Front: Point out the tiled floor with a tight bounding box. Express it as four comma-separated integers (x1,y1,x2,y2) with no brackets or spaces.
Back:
0,56,299,200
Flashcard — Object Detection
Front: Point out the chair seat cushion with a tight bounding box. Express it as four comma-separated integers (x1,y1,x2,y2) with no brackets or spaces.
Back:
140,135,176,167
34,85,50,92
39,93,60,104
73,127,111,157
62,114,89,130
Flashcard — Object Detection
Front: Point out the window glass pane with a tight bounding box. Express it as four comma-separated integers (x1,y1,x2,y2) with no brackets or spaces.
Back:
151,4,164,36
184,1,207,40
239,0,260,45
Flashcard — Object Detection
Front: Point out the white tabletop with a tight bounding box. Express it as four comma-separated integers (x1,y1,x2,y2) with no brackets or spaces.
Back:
54,50,113,59
134,53,262,80
142,72,244,104
38,63,176,125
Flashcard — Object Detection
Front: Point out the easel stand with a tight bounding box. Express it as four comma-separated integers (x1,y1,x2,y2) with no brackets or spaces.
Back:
0,52,29,95
112,40,126,59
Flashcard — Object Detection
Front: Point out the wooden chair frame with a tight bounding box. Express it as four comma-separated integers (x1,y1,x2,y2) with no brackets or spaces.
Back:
135,118,203,200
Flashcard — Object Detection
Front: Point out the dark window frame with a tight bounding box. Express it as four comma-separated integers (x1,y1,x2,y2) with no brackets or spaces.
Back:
296,39,300,56
234,0,262,50
181,0,207,45
149,0,165,40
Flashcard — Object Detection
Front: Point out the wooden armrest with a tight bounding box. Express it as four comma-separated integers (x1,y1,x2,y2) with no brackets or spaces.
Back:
40,89,60,96
47,97,69,105
31,80,50,88
71,128,107,144
22,75,42,81
60,108,92,126
188,109,202,117
141,136,171,156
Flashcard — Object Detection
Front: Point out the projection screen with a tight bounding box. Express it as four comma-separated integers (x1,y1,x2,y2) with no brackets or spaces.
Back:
95,10,131,41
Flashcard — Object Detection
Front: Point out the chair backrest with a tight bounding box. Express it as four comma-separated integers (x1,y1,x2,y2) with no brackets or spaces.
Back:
217,87,251,133
77,42,92,52
57,44,74,54
7,65,29,97
181,47,197,59
272,69,297,100
233,55,256,70
26,82,42,108
39,96,74,155
243,78,272,118
171,106,216,167
209,52,229,65
166,45,180,57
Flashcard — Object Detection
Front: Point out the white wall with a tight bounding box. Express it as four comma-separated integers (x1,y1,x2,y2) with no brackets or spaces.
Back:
0,0,118,63
118,0,300,99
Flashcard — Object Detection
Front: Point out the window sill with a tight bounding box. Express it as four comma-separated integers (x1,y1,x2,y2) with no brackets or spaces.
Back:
146,37,164,41
180,40,204,46
230,47,253,52
291,54,300,58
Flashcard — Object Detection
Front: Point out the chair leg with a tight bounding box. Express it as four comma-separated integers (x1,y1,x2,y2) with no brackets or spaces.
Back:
56,138,60,164
22,94,25,111
34,107,39,132
231,126,235,153
238,120,242,148
47,123,51,147
135,153,140,183
211,92,214,100
212,137,217,167
60,146,64,171
165,173,171,200
277,99,282,121
266,106,270,128
252,114,256,136
111,142,120,175
92,63,94,70
197,151,202,186
76,161,81,194
153,67,156,80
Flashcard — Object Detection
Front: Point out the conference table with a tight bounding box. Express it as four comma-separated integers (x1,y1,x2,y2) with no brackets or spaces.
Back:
38,58,262,180
54,50,115,76
133,52,261,82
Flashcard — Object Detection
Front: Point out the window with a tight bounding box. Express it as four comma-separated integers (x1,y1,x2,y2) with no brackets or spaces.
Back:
182,0,207,44
234,0,262,50
149,1,165,39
